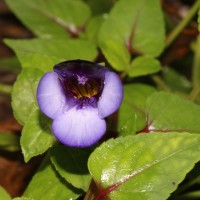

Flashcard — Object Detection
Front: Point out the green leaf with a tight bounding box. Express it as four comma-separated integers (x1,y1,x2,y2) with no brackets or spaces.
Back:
5,38,98,73
21,108,55,162
162,67,192,93
99,40,130,71
86,0,115,15
85,15,104,44
118,84,156,136
128,56,161,77
11,68,43,125
0,186,11,200
24,156,83,200
5,0,90,38
88,132,200,200
145,92,200,133
50,145,92,191
13,198,34,200
0,132,20,152
99,0,165,59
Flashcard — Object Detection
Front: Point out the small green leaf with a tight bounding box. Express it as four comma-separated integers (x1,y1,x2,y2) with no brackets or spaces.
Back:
0,186,11,200
86,0,115,14
5,0,90,38
118,84,156,136
21,108,55,162
99,0,165,58
85,15,104,44
11,68,43,125
5,39,98,73
0,132,20,152
145,92,200,133
88,132,200,200
50,145,92,191
128,56,161,77
99,40,130,71
24,156,83,200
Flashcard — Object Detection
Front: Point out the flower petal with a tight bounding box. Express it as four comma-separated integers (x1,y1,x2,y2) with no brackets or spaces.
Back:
37,72,66,119
52,107,106,147
98,72,123,118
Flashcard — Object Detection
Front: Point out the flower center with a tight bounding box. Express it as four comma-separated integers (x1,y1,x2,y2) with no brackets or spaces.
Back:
54,60,107,108
67,75,101,99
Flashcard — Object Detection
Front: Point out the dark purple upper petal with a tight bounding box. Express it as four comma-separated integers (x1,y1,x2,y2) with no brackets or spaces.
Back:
54,60,108,108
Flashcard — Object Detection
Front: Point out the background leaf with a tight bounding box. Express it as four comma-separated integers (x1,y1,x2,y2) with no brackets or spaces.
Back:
162,67,192,93
128,56,161,77
145,92,200,133
11,68,43,125
24,156,83,200
99,39,130,71
118,84,156,136
88,132,200,200
4,38,98,73
5,0,90,38
50,145,92,191
0,186,11,200
0,132,20,152
21,108,55,162
98,0,165,71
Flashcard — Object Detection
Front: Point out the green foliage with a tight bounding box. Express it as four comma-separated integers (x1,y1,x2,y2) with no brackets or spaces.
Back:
3,0,200,199
128,56,161,77
118,84,156,136
4,39,98,73
88,132,200,200
23,156,83,200
0,186,11,200
11,68,43,125
50,145,92,191
21,108,55,162
145,92,200,133
5,0,90,38
98,0,165,72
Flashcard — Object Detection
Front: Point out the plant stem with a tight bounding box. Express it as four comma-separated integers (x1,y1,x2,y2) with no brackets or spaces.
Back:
165,0,200,49
192,35,200,87
0,83,12,94
151,75,171,92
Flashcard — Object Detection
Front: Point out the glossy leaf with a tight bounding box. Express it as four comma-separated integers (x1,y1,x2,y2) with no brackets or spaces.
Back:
50,145,92,191
145,92,200,133
88,132,200,200
11,68,43,125
118,84,156,136
128,56,161,77
5,0,90,38
4,38,98,73
0,186,11,200
21,108,55,162
24,156,83,200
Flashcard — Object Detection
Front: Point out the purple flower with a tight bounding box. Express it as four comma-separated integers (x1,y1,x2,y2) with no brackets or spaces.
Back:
37,60,123,147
